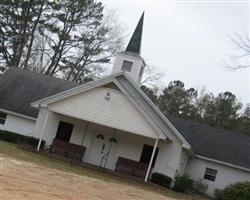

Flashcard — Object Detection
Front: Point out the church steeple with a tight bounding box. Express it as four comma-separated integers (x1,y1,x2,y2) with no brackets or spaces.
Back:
125,12,144,55
112,12,146,85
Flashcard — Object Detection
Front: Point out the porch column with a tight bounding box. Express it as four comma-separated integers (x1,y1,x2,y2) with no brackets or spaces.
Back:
144,139,159,182
81,121,90,146
36,111,49,151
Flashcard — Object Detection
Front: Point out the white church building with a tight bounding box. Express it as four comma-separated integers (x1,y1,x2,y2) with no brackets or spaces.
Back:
0,13,250,197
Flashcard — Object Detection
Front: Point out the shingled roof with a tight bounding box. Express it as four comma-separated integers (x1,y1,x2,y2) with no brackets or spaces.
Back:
116,75,250,169
0,68,250,169
0,68,79,118
167,116,250,169
125,12,144,55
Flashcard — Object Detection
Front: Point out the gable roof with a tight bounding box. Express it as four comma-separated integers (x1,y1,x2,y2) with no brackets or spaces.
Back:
0,68,79,118
31,71,186,143
1,68,250,169
168,116,250,169
114,74,190,147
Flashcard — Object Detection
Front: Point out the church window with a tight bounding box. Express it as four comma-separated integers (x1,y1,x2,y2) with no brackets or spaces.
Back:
204,167,217,182
0,112,7,125
122,60,133,72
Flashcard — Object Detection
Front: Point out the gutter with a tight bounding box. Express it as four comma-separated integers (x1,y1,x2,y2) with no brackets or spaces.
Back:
197,155,250,173
0,108,37,121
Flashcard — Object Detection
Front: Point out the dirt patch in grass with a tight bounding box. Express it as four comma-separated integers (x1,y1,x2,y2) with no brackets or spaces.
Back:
0,141,209,200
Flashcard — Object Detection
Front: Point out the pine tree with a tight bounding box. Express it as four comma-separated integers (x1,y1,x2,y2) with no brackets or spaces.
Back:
0,0,123,81
0,0,47,69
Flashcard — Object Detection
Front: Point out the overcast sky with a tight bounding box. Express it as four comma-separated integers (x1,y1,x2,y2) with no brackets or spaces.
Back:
102,0,249,106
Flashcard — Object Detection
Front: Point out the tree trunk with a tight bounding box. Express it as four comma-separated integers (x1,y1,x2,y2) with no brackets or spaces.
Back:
23,0,45,69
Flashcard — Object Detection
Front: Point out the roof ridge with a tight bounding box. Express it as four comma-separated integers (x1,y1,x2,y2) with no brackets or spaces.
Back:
168,115,250,139
5,67,79,85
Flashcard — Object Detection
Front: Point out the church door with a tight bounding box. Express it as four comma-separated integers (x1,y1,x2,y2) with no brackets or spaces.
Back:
87,131,118,169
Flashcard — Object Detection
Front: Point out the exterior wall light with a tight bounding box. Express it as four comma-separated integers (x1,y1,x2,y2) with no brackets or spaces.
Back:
105,92,110,100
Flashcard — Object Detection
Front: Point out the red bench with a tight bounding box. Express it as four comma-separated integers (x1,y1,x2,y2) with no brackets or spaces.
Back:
49,139,86,161
116,157,148,178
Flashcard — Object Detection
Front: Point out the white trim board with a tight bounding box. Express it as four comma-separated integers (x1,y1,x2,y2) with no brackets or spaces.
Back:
113,79,166,140
0,108,36,121
50,108,160,140
122,73,191,149
31,73,191,149
31,72,124,108
197,155,250,173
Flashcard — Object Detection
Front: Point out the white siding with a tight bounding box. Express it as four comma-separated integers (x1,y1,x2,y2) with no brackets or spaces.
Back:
33,109,91,148
85,127,157,171
0,113,35,136
32,108,48,139
48,87,159,139
116,132,154,162
112,52,145,84
34,109,183,177
114,134,184,178
186,158,250,197
153,140,184,178
84,127,183,175
33,108,59,147
176,151,189,176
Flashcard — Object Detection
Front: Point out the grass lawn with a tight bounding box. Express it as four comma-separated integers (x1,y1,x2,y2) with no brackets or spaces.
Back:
0,141,210,200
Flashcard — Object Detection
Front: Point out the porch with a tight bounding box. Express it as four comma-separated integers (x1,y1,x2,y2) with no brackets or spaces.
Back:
35,111,161,181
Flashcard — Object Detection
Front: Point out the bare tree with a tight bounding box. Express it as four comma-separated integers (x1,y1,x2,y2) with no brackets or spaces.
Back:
26,32,48,73
0,1,125,83
223,32,250,70
141,65,166,87
244,103,250,118
63,9,125,83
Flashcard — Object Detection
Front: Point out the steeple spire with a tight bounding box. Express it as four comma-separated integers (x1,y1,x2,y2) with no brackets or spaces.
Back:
112,12,146,85
125,12,144,55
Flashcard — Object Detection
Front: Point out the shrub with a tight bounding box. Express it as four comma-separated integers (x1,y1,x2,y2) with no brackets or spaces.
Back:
214,189,223,200
151,172,172,188
25,136,45,147
221,181,250,200
193,179,208,195
172,174,194,193
0,129,45,148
